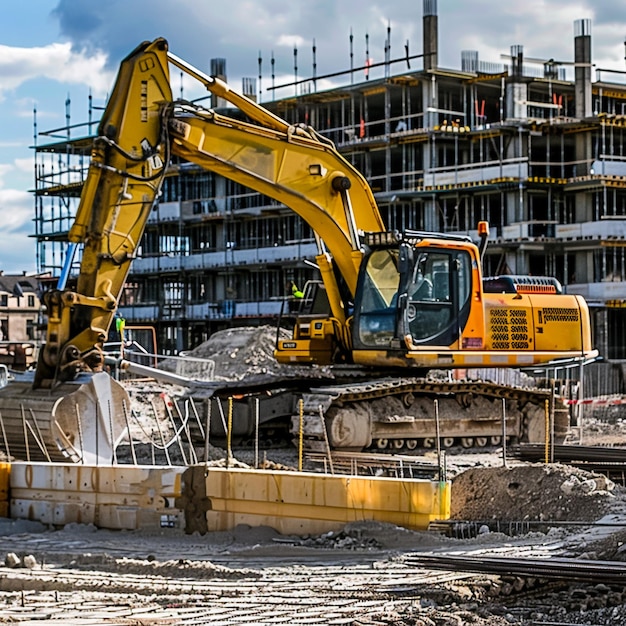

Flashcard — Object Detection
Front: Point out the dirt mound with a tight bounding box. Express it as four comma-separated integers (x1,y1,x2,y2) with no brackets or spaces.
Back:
160,326,329,382
451,464,622,523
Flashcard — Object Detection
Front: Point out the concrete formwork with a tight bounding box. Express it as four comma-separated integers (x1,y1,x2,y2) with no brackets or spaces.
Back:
6,462,451,534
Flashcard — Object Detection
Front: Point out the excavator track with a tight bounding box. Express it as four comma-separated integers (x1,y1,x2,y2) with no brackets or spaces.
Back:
289,377,566,452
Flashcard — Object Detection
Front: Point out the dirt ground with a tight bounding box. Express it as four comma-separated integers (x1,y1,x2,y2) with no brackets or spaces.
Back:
2,435,626,624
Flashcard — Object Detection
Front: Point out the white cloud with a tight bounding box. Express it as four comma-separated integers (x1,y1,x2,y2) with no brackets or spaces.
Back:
276,35,306,49
0,164,13,184
14,157,34,176
0,42,114,100
0,170,37,272
0,160,33,232
0,188,32,233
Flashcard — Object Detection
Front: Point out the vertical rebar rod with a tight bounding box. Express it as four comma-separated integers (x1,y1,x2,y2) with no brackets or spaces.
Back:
95,402,99,465
543,400,550,465
550,382,556,464
226,397,233,468
203,399,211,467
255,397,260,470
501,398,507,468
75,403,84,464
20,404,30,463
108,399,117,465
151,399,171,466
298,399,304,472
434,399,441,480
318,405,334,475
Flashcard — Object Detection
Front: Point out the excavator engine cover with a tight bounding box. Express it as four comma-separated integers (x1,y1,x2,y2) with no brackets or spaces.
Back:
0,373,129,464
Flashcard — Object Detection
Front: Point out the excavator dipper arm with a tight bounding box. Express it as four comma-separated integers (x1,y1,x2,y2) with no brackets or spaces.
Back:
36,39,172,388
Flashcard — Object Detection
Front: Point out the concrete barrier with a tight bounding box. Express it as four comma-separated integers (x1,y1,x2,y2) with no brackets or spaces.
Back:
10,462,184,530
180,465,451,535
8,463,451,535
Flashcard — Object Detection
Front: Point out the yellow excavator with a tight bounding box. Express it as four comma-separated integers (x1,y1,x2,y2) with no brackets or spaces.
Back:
0,38,597,461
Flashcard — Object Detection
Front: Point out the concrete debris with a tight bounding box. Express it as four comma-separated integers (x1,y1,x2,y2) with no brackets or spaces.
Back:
22,555,37,569
4,553,37,569
159,325,330,382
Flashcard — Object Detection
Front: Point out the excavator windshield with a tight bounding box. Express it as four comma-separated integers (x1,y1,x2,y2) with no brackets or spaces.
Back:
354,248,400,348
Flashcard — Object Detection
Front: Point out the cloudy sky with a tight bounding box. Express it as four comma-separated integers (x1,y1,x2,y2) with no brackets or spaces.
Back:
2,0,626,275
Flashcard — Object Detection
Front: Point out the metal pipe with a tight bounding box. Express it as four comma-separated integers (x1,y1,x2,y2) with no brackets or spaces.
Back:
298,398,304,472
226,397,233,468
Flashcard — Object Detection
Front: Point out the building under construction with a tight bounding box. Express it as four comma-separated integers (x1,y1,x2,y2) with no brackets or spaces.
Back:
32,1,626,394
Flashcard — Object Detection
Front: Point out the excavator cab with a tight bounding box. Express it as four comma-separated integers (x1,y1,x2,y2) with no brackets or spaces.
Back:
354,236,472,351
352,232,478,357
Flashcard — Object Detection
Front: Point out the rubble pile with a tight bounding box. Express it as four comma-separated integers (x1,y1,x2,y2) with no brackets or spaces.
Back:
159,325,329,382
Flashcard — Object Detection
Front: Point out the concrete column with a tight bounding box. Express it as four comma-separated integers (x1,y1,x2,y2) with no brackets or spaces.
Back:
423,0,438,71
574,19,592,119
574,19,594,229
505,46,528,120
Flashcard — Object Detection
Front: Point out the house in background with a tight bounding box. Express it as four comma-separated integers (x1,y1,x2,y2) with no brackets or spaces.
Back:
0,272,44,370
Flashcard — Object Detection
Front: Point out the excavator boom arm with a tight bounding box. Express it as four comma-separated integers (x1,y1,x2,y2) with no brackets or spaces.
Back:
168,103,382,295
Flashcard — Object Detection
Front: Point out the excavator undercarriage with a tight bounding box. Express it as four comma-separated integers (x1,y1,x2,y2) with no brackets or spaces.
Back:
293,378,565,451
185,372,567,453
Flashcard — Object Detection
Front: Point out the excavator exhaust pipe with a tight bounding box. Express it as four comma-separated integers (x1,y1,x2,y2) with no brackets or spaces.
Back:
0,372,129,464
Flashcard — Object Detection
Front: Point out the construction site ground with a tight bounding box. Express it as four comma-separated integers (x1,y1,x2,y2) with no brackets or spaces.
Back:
2,436,626,625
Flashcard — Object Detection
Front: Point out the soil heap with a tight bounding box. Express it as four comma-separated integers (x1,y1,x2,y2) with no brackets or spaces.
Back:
159,325,330,382
451,463,622,523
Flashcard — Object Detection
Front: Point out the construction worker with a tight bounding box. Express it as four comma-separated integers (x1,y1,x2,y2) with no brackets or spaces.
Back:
115,314,126,337
291,282,304,299
115,313,126,358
